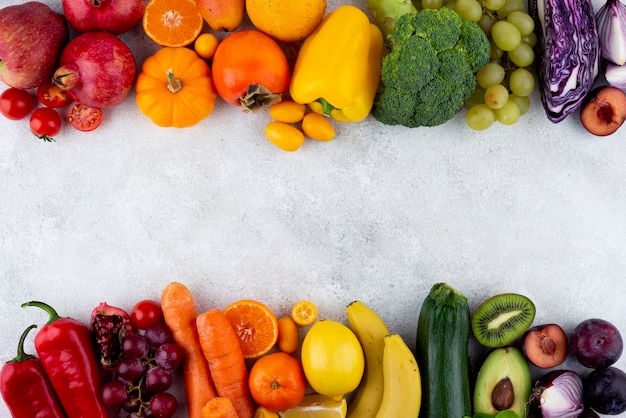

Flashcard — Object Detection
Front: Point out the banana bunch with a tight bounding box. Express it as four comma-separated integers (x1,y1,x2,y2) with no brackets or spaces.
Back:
346,301,422,418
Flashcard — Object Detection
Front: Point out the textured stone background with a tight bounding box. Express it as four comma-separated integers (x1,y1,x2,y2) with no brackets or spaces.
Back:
1,0,625,416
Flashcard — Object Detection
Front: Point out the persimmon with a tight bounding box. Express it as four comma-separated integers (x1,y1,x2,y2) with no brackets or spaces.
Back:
248,352,307,412
211,30,290,112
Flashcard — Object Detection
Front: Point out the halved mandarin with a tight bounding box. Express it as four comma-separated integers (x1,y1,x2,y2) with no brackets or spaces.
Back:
143,0,203,47
223,299,279,358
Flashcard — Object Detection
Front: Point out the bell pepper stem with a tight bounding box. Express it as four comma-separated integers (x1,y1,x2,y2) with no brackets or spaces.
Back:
316,98,338,117
22,301,62,325
8,324,38,363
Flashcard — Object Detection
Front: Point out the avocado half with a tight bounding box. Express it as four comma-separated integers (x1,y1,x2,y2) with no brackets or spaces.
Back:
473,346,532,418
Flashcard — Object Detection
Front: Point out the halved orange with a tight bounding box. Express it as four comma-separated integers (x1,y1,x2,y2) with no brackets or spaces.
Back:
223,299,278,358
291,300,318,326
143,0,203,47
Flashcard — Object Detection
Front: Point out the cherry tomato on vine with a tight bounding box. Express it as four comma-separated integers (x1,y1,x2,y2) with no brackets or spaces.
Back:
211,30,290,110
131,300,164,330
0,88,35,120
67,103,103,132
37,81,71,108
29,107,62,141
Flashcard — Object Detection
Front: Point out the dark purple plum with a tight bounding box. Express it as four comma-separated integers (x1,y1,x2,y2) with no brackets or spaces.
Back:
570,318,623,368
584,367,626,415
579,409,600,417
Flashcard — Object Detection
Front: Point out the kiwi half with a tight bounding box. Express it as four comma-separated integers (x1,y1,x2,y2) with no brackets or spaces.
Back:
471,293,536,348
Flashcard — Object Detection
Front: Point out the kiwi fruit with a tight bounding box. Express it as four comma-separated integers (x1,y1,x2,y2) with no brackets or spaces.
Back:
471,293,536,347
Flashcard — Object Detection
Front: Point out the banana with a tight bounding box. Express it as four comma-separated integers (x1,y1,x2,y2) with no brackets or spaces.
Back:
345,300,390,418
374,334,422,418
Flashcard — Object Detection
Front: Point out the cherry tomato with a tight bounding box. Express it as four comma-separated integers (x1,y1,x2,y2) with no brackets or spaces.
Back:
29,107,62,141
131,300,164,330
37,81,71,108
0,88,35,120
211,30,290,109
67,103,103,132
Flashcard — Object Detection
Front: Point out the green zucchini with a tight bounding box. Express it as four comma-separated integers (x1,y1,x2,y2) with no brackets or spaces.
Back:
415,282,471,418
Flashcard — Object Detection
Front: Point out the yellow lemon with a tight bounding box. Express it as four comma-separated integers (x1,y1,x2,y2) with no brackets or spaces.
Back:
278,394,346,418
300,319,364,398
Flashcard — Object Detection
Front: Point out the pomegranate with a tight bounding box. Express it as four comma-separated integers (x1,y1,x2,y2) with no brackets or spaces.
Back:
52,32,137,108
90,302,134,369
61,0,145,35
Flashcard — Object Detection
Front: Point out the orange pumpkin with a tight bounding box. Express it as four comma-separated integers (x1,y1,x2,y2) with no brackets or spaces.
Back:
135,47,217,128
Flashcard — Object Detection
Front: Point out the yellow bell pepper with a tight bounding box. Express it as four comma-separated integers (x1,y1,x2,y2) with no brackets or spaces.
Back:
288,5,384,123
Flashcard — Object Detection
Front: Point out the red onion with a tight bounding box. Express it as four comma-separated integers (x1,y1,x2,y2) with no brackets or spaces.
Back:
606,63,626,89
530,370,584,418
596,0,626,65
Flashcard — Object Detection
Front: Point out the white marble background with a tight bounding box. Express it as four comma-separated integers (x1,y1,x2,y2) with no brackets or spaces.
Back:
1,0,625,416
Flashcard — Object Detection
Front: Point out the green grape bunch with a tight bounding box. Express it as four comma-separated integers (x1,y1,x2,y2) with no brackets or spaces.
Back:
446,0,538,130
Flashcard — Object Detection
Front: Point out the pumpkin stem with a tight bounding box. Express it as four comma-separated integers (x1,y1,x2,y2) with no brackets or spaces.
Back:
240,84,282,113
166,68,183,94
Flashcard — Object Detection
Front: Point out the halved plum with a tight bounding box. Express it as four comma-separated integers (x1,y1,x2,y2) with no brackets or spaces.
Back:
580,86,626,136
522,323,568,368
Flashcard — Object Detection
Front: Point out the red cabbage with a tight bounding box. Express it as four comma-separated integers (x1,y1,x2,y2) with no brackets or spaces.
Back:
530,0,600,123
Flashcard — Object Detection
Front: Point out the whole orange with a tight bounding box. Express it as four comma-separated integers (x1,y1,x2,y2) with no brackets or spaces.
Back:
248,352,307,412
245,0,327,43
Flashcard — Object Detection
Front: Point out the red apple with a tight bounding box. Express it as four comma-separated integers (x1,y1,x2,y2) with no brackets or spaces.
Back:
62,0,145,35
522,323,568,368
580,86,626,136
0,2,69,90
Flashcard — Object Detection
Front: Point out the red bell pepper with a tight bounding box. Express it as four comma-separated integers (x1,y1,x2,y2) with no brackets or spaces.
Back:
0,324,66,418
22,301,108,418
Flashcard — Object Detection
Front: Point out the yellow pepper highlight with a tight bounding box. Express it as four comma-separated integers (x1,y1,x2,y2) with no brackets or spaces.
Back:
289,5,384,123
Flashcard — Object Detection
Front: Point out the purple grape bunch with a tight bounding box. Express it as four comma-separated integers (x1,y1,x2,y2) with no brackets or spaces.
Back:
100,320,185,418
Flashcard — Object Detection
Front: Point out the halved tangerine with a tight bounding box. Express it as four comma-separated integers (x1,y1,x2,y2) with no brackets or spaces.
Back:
291,300,317,326
223,299,278,358
143,0,203,47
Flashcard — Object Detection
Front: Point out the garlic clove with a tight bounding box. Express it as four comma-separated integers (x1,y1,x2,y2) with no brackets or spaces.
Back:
596,0,626,65
606,62,626,89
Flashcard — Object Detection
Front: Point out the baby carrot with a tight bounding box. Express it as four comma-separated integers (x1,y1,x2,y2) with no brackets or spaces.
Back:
201,397,239,418
161,282,217,418
196,308,255,418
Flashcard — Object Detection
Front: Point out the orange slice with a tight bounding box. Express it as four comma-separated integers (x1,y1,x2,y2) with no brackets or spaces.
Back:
143,0,203,47
223,299,278,358
291,300,318,326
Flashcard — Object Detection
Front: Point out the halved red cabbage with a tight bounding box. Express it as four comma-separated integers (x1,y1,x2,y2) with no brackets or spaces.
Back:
530,0,600,123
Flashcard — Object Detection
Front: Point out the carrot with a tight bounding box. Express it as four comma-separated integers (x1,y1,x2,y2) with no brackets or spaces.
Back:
201,397,239,418
161,282,217,418
196,308,255,418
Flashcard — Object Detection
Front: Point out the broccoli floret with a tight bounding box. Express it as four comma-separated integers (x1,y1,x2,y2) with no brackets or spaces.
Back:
455,21,492,73
410,8,463,51
371,7,491,128
381,36,440,94
373,87,419,126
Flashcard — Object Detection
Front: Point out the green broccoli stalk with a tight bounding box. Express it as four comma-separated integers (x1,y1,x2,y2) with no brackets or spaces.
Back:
369,7,491,128
364,0,419,40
